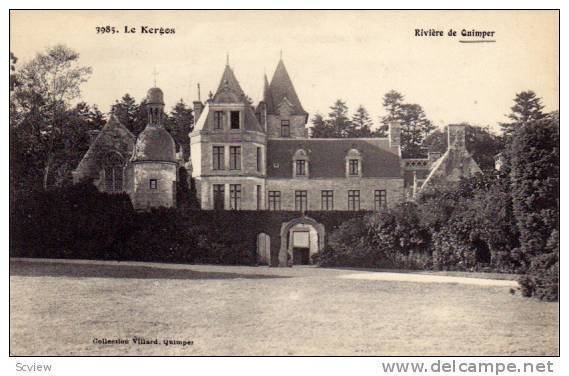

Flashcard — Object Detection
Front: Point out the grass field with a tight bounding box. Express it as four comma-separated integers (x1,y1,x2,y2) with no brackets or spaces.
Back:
9,258,558,356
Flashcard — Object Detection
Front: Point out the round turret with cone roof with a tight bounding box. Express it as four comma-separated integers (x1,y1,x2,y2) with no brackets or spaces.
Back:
131,86,178,210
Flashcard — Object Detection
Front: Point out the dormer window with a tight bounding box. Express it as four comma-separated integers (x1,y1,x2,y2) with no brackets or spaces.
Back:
214,111,223,130
349,159,359,176
230,111,240,129
296,160,306,176
281,120,290,137
345,148,362,177
293,149,309,178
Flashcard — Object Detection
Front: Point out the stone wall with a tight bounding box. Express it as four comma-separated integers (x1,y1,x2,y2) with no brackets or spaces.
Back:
196,176,266,210
131,162,177,210
266,177,405,211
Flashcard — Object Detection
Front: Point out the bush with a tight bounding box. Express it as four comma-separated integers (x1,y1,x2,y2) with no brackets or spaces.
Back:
320,203,431,269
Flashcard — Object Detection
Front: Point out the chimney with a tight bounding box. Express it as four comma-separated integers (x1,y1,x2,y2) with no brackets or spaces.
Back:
388,121,401,153
447,124,466,152
193,101,204,123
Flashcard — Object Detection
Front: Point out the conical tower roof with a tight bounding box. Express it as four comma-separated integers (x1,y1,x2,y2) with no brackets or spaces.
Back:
267,59,307,115
216,64,245,96
262,73,275,111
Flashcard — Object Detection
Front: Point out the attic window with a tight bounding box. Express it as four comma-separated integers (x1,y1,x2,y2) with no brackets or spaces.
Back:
230,111,240,129
281,120,290,137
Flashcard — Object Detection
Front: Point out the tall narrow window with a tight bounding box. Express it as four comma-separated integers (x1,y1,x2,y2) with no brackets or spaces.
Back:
104,152,124,193
348,190,360,211
349,159,359,176
230,184,241,210
213,184,225,210
149,179,158,190
295,160,306,176
213,146,224,170
281,120,290,137
256,185,262,210
268,191,281,211
230,111,240,129
229,146,241,170
295,190,308,211
214,111,223,130
374,190,387,210
256,147,262,172
321,190,334,210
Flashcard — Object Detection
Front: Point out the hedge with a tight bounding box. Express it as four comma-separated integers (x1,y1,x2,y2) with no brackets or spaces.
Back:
10,183,366,266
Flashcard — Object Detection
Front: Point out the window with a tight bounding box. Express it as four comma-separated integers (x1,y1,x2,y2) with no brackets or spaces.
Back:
268,191,281,211
256,147,262,172
213,184,225,210
149,179,158,190
374,190,387,210
321,190,334,210
295,190,308,211
349,159,359,176
230,184,241,210
104,166,123,192
281,120,290,137
103,153,124,193
295,160,306,176
348,190,360,211
346,148,362,177
230,111,240,129
256,185,262,210
213,146,224,170
214,111,223,129
229,146,241,170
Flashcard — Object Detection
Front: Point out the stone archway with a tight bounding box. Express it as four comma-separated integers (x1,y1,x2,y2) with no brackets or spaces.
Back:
279,216,325,266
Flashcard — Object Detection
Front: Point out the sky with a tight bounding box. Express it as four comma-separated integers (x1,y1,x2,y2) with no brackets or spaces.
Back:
10,10,559,133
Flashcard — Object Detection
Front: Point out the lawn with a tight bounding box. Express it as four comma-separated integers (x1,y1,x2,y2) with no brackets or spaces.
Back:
9,258,558,356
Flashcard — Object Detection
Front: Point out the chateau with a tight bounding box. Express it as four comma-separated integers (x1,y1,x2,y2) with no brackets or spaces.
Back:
74,58,481,212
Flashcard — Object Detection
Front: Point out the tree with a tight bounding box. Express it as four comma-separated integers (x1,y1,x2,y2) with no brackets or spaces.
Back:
423,124,505,172
380,90,434,157
349,106,373,137
501,91,546,138
111,94,140,134
12,45,92,189
379,90,405,133
509,111,559,300
328,100,352,137
165,99,194,162
310,113,335,138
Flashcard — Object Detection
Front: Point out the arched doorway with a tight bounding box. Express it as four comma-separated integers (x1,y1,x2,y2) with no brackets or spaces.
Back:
257,233,271,265
279,216,325,266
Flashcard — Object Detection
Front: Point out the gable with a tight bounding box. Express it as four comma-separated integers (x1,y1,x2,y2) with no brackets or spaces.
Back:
74,116,135,181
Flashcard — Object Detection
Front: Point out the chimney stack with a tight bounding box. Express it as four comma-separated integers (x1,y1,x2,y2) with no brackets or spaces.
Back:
447,124,466,152
193,101,204,123
388,121,401,154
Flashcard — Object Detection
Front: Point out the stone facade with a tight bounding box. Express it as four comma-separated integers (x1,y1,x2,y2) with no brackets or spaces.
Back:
74,87,179,211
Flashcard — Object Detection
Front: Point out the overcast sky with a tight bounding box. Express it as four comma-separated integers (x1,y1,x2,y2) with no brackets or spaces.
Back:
10,10,559,132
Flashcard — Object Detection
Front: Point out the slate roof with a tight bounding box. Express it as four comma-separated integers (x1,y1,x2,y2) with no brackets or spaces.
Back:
265,60,307,115
132,125,177,163
194,64,265,133
73,115,135,180
419,149,482,192
266,138,402,179
216,64,245,97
